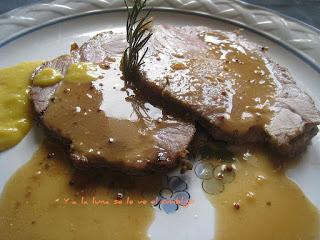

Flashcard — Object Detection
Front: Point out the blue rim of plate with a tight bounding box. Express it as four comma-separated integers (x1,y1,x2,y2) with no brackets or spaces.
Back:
0,7,319,73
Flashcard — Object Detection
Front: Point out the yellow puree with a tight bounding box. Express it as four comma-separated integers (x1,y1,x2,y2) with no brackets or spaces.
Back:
0,61,100,151
63,62,101,83
0,62,42,151
33,62,100,86
33,68,63,86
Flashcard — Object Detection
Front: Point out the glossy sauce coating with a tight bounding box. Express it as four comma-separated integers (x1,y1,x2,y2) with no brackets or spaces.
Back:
206,145,320,240
142,27,277,136
0,141,161,240
201,32,276,134
42,58,192,170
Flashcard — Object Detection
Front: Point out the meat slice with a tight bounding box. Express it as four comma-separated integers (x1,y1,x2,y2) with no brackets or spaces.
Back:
31,31,195,174
32,25,320,161
137,25,320,156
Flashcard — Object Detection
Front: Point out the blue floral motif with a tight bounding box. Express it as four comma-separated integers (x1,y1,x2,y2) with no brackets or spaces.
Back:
153,176,191,214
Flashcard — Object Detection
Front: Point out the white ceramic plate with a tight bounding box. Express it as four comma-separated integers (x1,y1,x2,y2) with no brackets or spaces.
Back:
0,1,320,239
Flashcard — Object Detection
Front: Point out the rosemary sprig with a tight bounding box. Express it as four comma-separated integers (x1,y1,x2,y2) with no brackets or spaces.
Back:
122,0,153,79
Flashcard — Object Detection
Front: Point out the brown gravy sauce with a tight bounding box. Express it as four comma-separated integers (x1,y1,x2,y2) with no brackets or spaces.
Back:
146,28,277,136
199,31,276,134
204,144,320,240
0,140,162,240
0,140,319,239
42,58,178,167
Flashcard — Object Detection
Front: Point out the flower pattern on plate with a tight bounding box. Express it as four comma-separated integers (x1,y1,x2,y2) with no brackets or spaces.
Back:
154,176,191,214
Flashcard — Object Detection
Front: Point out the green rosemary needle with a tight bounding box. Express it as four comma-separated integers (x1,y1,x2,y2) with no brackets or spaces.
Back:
121,0,153,79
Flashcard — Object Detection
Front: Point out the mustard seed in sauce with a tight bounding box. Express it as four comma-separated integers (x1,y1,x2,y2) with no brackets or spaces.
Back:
47,152,55,159
64,88,71,93
233,202,240,210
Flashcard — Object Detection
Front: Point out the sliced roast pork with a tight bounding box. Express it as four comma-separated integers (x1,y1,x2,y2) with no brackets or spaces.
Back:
137,25,320,156
32,24,320,166
31,31,195,174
